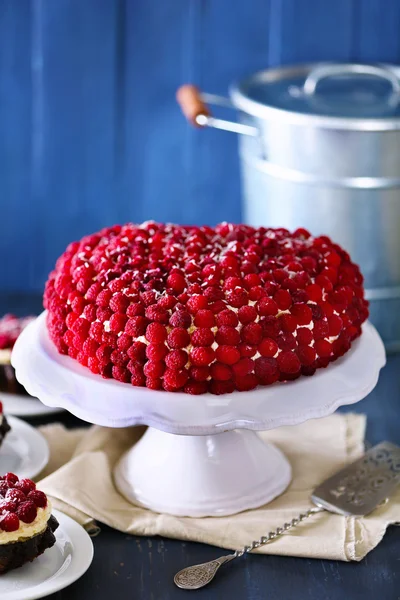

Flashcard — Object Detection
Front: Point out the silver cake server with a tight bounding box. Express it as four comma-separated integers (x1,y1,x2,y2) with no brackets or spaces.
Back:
174,441,400,590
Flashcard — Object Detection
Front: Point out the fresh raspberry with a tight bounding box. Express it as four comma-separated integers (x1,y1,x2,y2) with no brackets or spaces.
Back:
315,274,333,292
297,346,317,366
88,321,103,344
310,304,324,321
274,289,292,310
232,357,254,377
14,479,35,495
291,303,312,325
88,357,100,374
191,328,214,347
71,317,90,337
167,328,190,349
237,305,257,324
0,512,20,532
313,320,329,339
210,362,232,381
145,305,169,324
187,295,208,313
306,284,322,302
226,288,248,308
145,322,167,343
279,314,297,333
190,366,210,381
129,367,146,387
140,290,157,306
125,316,148,337
260,316,281,339
215,326,240,346
163,369,189,390
108,313,128,333
241,323,263,345
109,293,130,313
167,273,186,293
184,381,208,395
194,310,215,327
0,500,17,512
257,297,278,316
65,312,79,330
68,346,79,359
4,473,19,486
169,311,191,328
127,341,147,362
6,489,26,504
116,334,132,352
145,343,168,361
190,347,215,367
254,357,279,384
96,344,113,365
258,338,278,357
112,366,130,382
277,332,297,351
321,301,334,318
238,343,257,357
82,303,97,322
146,377,163,390
17,500,37,524
143,361,165,378
215,309,239,327
71,295,86,315
328,315,343,336
96,307,112,323
296,328,313,346
127,303,145,318
278,351,301,374
315,339,333,357
165,349,188,370
96,289,112,308
215,346,240,365
235,373,258,391
210,380,235,395
209,300,227,314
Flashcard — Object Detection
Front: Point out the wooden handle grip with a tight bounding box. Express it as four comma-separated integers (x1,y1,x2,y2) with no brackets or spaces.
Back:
176,84,210,127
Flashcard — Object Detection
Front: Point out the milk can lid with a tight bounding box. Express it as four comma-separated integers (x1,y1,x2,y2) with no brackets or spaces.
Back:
231,63,400,129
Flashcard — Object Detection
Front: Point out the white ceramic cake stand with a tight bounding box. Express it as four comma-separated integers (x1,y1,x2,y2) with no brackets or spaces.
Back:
12,312,385,518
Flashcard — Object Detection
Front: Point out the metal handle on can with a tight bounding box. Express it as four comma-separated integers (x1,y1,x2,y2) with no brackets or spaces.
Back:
176,85,257,136
303,63,400,103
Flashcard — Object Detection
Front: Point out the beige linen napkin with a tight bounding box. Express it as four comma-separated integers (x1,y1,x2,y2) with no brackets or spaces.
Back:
37,414,400,561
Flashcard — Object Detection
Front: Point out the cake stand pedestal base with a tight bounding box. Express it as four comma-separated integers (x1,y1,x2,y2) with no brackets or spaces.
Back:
114,428,291,517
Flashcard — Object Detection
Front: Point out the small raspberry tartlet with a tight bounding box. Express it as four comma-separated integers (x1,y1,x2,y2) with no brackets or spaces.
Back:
44,222,369,394
0,402,10,450
0,473,58,574
0,315,35,396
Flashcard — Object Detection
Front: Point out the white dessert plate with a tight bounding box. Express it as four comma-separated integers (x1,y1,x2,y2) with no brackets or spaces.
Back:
0,509,94,600
1,393,64,418
0,416,49,479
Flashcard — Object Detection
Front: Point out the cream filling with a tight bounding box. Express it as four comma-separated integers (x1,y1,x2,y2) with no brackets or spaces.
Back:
0,349,11,366
0,502,52,545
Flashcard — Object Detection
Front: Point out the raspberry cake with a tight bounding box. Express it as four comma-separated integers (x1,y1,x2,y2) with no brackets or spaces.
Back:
44,222,368,395
0,473,58,574
0,315,35,396
0,402,10,449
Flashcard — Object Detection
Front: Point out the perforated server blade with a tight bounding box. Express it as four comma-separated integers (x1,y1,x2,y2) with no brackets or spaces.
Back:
174,442,400,590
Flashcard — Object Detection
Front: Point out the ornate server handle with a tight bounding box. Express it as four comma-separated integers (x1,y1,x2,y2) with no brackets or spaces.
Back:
174,506,324,590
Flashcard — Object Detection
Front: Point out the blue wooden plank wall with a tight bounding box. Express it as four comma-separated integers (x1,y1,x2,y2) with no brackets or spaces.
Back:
1,0,400,293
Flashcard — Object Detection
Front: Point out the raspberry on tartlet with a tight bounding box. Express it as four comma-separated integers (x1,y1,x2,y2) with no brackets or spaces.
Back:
0,472,58,574
44,222,368,395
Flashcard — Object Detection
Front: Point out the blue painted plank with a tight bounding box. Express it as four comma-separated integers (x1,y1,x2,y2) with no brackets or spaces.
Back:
353,0,400,62
191,0,271,226
0,1,33,291
122,0,195,226
32,0,120,290
270,0,354,65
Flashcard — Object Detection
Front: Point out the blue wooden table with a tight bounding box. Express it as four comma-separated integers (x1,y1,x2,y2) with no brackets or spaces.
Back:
3,294,399,599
